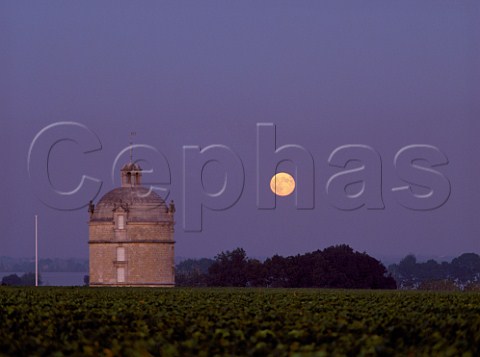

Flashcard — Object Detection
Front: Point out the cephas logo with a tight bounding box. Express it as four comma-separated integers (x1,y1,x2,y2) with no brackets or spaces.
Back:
27,122,450,232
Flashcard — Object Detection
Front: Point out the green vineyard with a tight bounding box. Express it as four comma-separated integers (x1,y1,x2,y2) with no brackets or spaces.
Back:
1,288,479,356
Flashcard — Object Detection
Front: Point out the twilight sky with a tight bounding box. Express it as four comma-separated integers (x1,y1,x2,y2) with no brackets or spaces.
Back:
1,1,479,260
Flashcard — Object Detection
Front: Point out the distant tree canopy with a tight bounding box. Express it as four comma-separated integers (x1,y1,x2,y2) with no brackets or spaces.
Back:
176,258,214,287
208,248,250,287
261,245,396,289
176,245,396,289
1,273,41,286
388,253,480,290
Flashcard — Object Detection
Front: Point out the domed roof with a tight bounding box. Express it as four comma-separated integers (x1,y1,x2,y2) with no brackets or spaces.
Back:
90,186,169,222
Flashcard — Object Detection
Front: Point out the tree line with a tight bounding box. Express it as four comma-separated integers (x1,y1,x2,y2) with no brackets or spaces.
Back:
388,253,480,290
1,273,40,286
176,245,397,289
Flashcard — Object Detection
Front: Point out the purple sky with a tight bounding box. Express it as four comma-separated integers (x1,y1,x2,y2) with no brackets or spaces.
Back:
1,1,479,260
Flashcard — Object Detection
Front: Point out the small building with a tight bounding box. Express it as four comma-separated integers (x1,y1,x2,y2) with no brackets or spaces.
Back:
88,162,175,287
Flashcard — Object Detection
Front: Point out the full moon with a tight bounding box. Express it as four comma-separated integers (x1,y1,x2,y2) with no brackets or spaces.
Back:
270,172,296,196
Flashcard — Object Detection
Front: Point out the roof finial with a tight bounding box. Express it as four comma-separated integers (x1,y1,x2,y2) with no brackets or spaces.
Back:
129,131,136,163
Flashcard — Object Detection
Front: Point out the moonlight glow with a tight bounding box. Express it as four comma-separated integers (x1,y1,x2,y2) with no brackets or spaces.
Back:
270,172,296,196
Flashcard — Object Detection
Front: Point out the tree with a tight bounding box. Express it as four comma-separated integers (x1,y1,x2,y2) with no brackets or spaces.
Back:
388,252,480,290
207,248,249,287
176,258,214,287
263,245,396,289
318,245,396,289
389,254,419,289
263,255,290,288
20,272,38,286
246,259,266,287
181,245,396,289
1,273,41,286
1,274,22,286
450,253,480,282
398,255,417,277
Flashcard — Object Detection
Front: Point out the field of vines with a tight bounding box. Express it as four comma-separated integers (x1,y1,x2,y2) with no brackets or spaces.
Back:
0,288,479,356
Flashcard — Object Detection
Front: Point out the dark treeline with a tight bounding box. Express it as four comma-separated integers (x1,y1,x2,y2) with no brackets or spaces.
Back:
1,273,40,286
388,253,480,290
176,245,397,289
0,257,88,273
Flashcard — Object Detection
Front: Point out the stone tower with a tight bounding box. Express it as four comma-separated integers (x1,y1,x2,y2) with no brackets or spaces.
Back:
88,162,175,287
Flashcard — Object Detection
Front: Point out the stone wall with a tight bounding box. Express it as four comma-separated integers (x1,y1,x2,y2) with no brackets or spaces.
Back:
89,220,175,287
